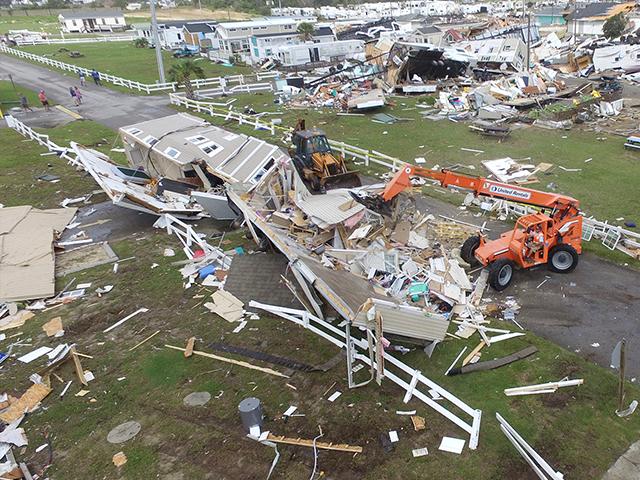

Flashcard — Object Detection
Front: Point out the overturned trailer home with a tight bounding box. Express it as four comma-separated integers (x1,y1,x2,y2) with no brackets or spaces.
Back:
117,113,288,219
385,42,476,91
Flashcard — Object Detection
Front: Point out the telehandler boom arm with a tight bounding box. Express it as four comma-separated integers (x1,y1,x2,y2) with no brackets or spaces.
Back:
382,164,580,213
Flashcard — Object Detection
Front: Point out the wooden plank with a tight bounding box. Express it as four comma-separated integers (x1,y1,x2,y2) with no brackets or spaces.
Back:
184,337,196,358
70,347,88,386
164,345,289,378
462,341,485,366
266,433,363,453
129,330,161,351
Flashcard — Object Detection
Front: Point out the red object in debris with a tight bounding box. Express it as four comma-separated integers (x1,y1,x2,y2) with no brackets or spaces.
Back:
193,249,206,259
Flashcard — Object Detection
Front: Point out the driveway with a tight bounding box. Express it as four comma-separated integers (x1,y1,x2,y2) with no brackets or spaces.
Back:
0,53,174,129
414,193,640,379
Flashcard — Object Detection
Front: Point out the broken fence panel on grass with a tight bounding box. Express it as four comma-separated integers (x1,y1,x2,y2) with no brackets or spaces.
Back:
153,214,232,268
496,413,564,480
249,301,482,450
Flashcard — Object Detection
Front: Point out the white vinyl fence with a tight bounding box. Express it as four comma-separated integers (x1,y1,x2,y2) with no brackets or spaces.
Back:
0,44,280,95
169,93,404,170
13,35,136,46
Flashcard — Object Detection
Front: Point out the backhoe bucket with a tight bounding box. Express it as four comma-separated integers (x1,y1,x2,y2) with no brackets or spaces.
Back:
321,170,362,190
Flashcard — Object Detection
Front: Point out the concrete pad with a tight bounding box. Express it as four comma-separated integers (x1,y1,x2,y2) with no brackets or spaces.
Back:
183,391,211,407
602,440,640,480
107,421,141,444
4,107,75,129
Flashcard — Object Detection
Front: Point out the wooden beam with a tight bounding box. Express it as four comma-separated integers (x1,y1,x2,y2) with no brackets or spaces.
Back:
129,330,161,352
69,347,88,386
184,337,196,358
462,341,485,366
266,433,363,453
164,345,289,378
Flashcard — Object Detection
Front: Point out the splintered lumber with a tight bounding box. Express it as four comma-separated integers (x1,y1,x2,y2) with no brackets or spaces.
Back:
448,346,538,376
128,330,161,351
462,341,486,366
184,337,196,358
70,347,88,386
0,382,52,423
504,378,584,396
164,345,289,378
266,433,363,453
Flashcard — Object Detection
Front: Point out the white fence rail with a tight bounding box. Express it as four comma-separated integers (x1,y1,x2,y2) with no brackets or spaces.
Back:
170,94,404,170
4,115,79,167
194,82,274,99
251,301,482,450
14,35,136,46
0,44,281,95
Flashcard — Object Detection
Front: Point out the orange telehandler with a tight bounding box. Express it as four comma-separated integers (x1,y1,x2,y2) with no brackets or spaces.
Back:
354,164,583,291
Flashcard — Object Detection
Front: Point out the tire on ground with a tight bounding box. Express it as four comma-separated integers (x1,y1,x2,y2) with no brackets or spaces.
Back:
548,244,579,273
461,235,481,267
488,258,515,291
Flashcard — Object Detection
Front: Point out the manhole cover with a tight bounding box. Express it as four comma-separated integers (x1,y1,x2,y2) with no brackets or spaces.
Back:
183,391,211,407
107,421,141,444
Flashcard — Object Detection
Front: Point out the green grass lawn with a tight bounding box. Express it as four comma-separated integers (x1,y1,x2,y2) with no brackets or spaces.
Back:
0,119,124,208
0,13,60,34
0,79,41,110
17,41,253,85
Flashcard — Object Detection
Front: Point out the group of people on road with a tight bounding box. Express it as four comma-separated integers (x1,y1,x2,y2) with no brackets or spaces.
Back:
17,67,101,114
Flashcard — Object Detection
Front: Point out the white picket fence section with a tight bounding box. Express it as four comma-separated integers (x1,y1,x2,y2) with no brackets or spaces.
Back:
169,93,404,170
4,115,80,167
13,35,136,46
0,44,280,94
250,301,483,450
193,82,274,99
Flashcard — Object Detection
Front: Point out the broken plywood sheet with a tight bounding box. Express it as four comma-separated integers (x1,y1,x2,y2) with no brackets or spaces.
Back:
55,242,118,277
205,290,245,322
0,382,52,423
482,158,535,184
0,206,77,302
354,298,449,342
42,317,64,337
294,188,365,229
0,310,35,332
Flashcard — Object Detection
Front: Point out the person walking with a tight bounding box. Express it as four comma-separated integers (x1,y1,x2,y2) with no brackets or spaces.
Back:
91,69,101,86
74,86,83,105
19,93,33,113
38,89,50,111
78,70,86,87
69,86,79,106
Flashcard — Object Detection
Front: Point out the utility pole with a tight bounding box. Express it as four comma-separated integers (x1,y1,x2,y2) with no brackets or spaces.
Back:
150,0,166,84
526,12,531,72
618,338,626,413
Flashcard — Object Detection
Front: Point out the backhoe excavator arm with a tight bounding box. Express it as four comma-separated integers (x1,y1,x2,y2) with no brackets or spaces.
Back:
382,164,580,213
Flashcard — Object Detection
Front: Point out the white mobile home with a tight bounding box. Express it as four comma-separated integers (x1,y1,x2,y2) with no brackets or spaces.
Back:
58,9,126,33
276,39,365,66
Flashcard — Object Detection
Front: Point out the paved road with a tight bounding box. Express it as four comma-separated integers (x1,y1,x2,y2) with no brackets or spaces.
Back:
0,54,174,129
414,194,640,379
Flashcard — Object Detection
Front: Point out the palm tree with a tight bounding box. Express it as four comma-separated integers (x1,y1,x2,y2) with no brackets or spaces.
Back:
133,37,149,48
297,22,315,42
168,60,205,99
